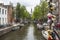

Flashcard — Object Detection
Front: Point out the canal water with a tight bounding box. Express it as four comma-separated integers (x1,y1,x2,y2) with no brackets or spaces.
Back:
0,24,46,40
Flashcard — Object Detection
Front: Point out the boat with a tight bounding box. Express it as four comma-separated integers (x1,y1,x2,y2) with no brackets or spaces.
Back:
42,30,60,40
42,30,49,40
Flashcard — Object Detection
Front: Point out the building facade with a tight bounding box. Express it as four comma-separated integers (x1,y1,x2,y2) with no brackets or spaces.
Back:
0,3,13,25
7,5,13,24
0,3,8,25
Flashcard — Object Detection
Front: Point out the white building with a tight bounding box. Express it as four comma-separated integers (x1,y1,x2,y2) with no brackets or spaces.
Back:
0,4,8,25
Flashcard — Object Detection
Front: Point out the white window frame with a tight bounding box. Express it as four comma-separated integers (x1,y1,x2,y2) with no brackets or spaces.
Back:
2,9,4,14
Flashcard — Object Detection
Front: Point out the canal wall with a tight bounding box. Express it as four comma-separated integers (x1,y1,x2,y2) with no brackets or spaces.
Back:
0,27,12,36
0,24,23,36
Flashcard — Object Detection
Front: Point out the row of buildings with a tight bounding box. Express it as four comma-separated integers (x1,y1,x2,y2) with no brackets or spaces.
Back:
0,3,13,25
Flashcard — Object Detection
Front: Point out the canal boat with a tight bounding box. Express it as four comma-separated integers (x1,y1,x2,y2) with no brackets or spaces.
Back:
42,30,60,40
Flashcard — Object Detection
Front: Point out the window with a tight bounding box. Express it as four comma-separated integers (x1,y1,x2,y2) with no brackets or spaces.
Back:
5,10,6,14
5,18,6,24
2,9,4,14
0,8,1,13
2,18,4,24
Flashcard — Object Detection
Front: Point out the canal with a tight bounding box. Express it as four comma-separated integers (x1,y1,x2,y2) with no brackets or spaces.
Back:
0,24,46,40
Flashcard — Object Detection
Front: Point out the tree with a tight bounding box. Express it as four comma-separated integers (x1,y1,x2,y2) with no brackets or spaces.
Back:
32,5,41,19
24,11,31,19
16,3,21,21
15,2,31,22
40,0,48,18
20,5,26,18
32,0,48,22
20,5,31,19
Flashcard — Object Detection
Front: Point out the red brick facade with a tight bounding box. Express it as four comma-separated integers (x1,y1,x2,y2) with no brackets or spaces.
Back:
7,5,13,24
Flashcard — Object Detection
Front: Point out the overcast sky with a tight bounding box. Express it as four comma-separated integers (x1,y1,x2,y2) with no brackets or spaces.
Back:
0,0,40,14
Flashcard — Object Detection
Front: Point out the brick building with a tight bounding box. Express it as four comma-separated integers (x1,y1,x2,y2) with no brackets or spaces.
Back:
7,5,13,24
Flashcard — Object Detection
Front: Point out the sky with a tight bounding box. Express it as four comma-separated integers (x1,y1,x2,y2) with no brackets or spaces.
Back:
0,0,40,14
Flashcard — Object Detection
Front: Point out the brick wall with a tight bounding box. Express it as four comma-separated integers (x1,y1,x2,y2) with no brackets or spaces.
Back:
7,5,13,24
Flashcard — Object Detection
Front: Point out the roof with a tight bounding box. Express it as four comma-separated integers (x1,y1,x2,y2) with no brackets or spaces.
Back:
0,3,12,8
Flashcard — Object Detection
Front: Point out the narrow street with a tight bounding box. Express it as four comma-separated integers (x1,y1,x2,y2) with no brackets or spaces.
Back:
0,24,46,40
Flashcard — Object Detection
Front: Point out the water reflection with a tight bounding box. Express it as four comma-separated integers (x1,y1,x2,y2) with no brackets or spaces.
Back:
24,25,37,40
0,24,45,40
33,24,46,40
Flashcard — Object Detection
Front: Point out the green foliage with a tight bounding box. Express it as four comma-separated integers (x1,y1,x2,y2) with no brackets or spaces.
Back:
16,3,21,19
15,2,30,20
20,5,26,18
32,0,48,21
